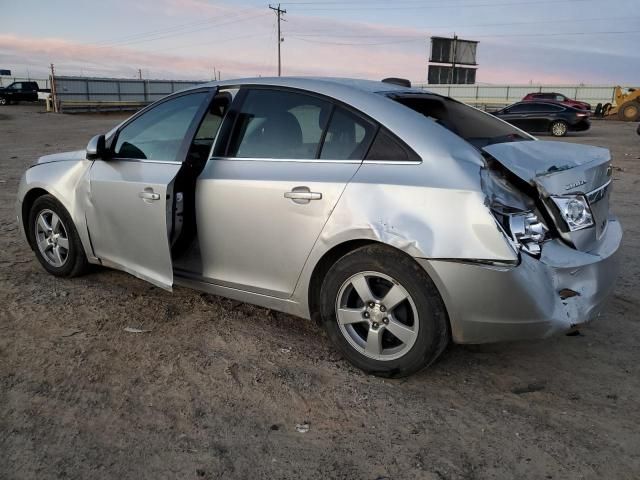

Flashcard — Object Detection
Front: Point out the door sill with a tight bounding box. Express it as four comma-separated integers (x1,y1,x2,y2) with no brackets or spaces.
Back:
173,270,306,319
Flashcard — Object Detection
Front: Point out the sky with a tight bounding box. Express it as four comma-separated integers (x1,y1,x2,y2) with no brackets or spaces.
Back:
1,0,639,85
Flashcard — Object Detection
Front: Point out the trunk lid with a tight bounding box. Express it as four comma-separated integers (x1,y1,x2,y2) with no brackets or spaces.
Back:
483,140,613,251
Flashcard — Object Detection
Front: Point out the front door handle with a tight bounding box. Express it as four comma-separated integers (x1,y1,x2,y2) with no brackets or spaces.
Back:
284,186,322,204
139,190,160,201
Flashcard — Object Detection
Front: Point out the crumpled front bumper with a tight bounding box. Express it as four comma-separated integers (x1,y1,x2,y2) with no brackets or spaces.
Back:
418,217,622,344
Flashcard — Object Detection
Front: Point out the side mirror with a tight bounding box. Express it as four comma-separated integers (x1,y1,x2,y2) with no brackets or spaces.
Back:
86,134,106,160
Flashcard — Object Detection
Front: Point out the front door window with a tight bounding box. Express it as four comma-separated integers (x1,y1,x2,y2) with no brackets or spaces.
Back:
113,92,207,162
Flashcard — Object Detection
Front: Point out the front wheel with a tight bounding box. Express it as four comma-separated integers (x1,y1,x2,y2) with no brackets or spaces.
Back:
619,101,640,122
319,245,449,378
28,194,89,277
550,120,568,137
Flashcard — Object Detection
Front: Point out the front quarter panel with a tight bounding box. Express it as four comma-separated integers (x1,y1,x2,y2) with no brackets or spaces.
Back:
17,160,96,262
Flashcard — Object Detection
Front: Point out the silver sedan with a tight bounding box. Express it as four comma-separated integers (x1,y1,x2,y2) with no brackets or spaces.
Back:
16,77,622,377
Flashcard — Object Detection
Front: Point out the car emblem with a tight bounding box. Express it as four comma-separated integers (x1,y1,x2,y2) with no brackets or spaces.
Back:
565,179,586,190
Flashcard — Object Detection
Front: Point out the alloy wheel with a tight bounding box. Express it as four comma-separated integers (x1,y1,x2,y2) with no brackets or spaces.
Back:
335,271,419,361
0,98,6,105
34,209,70,267
552,122,567,136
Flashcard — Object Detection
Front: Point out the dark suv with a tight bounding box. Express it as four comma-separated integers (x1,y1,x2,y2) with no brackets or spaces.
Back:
0,81,39,105
493,101,591,137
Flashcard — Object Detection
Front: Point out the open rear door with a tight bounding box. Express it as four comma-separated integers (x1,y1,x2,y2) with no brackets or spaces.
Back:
85,89,214,290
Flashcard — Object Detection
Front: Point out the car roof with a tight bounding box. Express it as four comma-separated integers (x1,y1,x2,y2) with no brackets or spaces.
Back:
215,76,418,91
508,101,567,108
187,76,425,97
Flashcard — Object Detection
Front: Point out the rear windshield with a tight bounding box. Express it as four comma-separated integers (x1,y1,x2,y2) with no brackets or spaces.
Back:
387,93,530,149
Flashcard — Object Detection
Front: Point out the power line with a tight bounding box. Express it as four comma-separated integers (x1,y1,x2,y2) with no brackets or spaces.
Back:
288,29,640,46
144,32,270,54
473,29,640,38
285,15,640,37
94,12,269,49
257,18,279,76
289,36,423,46
279,0,594,10
90,6,264,47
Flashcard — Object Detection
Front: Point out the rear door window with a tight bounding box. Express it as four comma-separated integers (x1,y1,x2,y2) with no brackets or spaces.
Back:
507,104,534,113
522,103,563,112
227,89,332,159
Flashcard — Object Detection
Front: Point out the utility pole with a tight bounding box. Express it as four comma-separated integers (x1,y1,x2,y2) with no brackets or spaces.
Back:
138,68,143,80
269,4,286,76
50,63,58,113
450,34,458,85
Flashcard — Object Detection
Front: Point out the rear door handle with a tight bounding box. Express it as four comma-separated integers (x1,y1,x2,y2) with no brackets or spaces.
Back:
284,187,322,204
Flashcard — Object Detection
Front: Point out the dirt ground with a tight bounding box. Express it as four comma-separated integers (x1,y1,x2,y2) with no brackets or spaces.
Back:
1,104,639,480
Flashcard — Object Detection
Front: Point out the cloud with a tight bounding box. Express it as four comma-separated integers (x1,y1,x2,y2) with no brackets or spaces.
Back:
0,33,269,79
1,0,638,84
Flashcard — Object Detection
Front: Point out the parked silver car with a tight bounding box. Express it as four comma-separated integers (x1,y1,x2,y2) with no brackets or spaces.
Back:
16,77,621,377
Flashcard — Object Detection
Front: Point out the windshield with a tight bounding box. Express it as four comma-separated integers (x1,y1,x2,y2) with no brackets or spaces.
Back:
387,93,530,149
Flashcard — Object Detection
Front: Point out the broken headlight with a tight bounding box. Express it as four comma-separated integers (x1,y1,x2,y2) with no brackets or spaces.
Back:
506,211,548,256
493,209,548,256
550,195,594,231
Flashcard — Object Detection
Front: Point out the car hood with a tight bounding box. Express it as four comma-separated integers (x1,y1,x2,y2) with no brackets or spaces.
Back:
35,150,87,165
483,140,611,195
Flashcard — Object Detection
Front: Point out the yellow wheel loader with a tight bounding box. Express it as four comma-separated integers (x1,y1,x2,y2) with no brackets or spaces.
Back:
598,86,640,121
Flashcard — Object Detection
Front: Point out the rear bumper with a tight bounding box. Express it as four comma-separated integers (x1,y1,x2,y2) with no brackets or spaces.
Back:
418,217,622,344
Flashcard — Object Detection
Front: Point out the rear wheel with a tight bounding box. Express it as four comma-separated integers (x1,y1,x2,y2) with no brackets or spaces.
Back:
550,120,568,137
28,195,89,277
0,97,7,105
618,101,640,122
319,245,449,377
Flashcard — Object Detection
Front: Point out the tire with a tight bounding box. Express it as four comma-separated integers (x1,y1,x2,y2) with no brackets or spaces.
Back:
594,103,603,117
319,244,449,378
550,120,568,137
0,97,7,106
618,101,640,122
28,194,89,277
